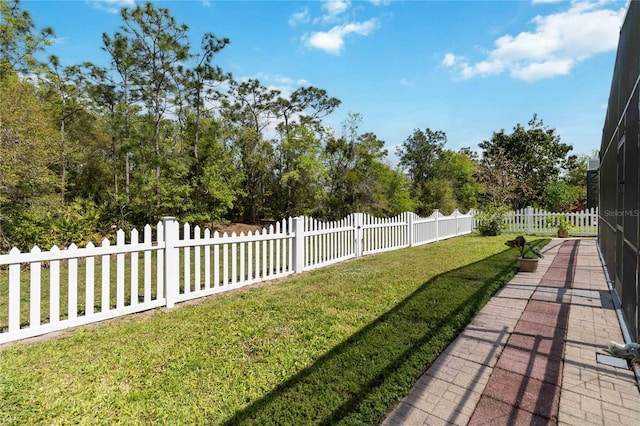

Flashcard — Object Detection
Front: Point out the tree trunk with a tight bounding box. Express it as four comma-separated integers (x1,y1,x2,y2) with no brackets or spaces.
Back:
125,153,130,202
60,118,66,201
112,135,118,196
154,101,161,208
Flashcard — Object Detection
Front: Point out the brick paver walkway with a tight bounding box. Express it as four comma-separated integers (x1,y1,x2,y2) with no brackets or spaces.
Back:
382,239,640,425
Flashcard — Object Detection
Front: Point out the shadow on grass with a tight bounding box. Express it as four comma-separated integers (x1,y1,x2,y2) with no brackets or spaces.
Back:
221,239,549,425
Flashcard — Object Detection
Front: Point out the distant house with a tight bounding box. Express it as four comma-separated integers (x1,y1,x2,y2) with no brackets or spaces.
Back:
600,1,640,342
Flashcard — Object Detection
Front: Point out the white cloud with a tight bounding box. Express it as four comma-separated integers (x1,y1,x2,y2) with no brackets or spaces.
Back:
323,0,351,17
303,19,379,54
316,0,352,25
443,2,626,81
304,31,344,55
400,78,415,88
289,7,310,26
51,36,69,47
510,59,573,81
459,60,505,79
255,72,310,90
441,53,459,67
369,0,391,5
88,0,135,14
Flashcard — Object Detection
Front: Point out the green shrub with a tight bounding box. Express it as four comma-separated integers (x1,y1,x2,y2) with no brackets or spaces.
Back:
1,198,111,251
476,206,509,236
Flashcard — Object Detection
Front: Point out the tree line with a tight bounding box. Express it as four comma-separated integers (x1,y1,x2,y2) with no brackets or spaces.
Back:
0,0,586,251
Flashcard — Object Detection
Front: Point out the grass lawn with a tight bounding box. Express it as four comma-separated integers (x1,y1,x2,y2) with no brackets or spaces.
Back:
0,234,548,425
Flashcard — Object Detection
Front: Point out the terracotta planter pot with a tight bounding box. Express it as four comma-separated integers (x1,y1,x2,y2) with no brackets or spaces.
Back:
557,229,569,238
519,257,539,273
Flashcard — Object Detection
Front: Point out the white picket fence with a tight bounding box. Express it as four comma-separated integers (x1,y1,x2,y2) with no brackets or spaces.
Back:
0,209,474,344
501,207,598,236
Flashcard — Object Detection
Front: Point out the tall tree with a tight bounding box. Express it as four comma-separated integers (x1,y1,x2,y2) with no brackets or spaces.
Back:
541,154,589,212
191,116,244,222
171,32,231,221
177,32,229,177
41,56,88,201
324,113,409,219
478,114,573,209
272,86,340,216
0,73,58,249
398,128,446,183
96,30,140,201
273,86,341,137
222,78,279,222
475,150,519,208
397,128,446,215
276,124,327,217
436,150,479,212
118,2,190,207
224,78,279,135
0,0,54,80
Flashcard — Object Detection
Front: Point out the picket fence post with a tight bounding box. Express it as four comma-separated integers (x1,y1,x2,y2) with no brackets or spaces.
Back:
407,212,414,247
353,213,364,257
526,206,534,235
8,248,20,333
292,216,305,273
162,216,179,309
469,209,475,233
434,209,440,242
455,209,459,235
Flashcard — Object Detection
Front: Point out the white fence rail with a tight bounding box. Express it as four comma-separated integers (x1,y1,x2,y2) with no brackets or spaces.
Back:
0,209,474,344
498,207,598,236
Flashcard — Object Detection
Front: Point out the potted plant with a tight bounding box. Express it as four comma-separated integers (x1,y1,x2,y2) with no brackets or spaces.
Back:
544,214,573,238
505,235,544,272
556,215,573,238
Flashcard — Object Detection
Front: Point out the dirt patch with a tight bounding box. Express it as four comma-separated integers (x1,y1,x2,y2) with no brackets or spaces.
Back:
210,223,267,235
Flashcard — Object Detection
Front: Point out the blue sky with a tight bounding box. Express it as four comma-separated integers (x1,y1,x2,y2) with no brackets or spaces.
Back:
24,0,628,161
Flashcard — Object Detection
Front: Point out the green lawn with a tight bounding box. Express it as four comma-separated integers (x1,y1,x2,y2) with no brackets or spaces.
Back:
0,234,548,425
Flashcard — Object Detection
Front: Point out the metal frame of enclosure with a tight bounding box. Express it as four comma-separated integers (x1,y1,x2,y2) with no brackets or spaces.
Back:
600,1,640,342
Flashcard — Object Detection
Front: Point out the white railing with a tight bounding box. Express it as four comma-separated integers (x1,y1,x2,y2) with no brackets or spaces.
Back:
498,206,598,236
0,209,474,344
